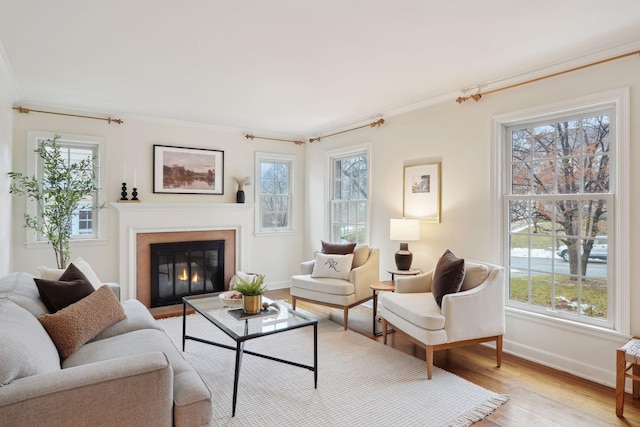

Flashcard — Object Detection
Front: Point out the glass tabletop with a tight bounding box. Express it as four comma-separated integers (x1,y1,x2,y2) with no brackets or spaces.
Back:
183,292,318,342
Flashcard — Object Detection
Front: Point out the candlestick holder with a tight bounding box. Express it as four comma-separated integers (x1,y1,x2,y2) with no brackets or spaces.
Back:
131,187,139,201
120,182,128,201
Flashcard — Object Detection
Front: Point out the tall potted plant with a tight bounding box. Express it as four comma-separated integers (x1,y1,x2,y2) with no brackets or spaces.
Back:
8,135,103,268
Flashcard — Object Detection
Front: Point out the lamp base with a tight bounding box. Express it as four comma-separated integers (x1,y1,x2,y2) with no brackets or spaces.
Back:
394,242,413,270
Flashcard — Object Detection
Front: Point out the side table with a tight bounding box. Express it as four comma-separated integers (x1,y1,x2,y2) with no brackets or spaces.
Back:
370,281,395,337
387,268,422,281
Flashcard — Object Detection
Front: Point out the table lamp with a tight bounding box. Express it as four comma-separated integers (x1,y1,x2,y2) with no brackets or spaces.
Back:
390,218,420,270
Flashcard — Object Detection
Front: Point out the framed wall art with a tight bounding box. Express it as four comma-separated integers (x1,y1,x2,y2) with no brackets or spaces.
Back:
403,162,441,223
153,145,224,195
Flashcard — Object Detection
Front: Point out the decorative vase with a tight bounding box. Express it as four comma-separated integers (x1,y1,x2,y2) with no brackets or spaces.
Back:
243,294,262,314
236,189,245,203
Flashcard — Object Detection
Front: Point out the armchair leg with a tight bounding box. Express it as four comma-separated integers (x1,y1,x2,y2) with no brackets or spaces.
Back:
343,307,349,330
496,335,503,367
291,296,297,310
426,346,434,380
382,319,388,344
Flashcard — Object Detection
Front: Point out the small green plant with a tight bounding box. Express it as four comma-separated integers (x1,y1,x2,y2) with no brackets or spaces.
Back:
231,275,266,296
8,135,103,268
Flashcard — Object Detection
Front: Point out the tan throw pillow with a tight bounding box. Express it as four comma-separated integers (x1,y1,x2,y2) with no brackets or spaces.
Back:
461,262,489,291
321,241,356,255
431,250,466,307
37,265,66,280
311,253,354,280
34,264,95,312
39,285,126,359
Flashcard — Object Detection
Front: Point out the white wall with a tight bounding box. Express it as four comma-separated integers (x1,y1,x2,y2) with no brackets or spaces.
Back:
10,113,304,289
0,52,15,276
304,57,639,387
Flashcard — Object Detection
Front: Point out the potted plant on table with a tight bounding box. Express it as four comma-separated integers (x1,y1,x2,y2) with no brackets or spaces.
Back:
231,275,266,314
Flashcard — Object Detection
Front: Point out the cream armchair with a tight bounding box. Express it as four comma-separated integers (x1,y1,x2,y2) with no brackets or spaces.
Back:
291,246,380,330
380,259,505,379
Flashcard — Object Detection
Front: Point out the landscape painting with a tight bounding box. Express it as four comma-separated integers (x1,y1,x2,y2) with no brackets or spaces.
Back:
153,145,224,194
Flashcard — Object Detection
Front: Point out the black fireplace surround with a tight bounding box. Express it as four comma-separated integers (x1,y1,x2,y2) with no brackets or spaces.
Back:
150,240,225,307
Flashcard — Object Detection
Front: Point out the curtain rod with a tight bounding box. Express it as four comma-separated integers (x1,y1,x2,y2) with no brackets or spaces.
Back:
455,49,640,104
308,118,385,143
244,134,305,145
13,106,124,124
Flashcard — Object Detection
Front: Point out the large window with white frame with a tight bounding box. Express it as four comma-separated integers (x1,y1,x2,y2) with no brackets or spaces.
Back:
27,131,105,244
255,152,294,234
498,90,629,331
328,147,369,244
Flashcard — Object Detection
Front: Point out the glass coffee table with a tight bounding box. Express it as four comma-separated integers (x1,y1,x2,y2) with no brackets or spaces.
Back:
182,293,318,416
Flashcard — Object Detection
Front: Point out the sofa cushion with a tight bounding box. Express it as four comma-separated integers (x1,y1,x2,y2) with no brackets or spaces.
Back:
91,299,163,342
321,240,356,255
380,292,445,330
311,252,353,280
34,264,95,312
352,244,370,268
431,250,466,307
63,328,212,424
461,262,489,291
39,285,126,359
0,300,61,385
0,272,49,317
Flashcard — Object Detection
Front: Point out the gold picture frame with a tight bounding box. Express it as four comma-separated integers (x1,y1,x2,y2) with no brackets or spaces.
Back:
403,162,441,223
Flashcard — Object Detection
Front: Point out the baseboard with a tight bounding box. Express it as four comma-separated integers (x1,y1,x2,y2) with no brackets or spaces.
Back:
266,280,290,290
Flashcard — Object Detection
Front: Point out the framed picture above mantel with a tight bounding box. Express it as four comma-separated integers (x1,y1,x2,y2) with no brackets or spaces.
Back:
153,145,224,195
403,161,441,223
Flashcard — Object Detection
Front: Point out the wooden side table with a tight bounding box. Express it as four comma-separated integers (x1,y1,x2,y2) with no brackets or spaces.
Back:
370,281,395,336
386,268,422,281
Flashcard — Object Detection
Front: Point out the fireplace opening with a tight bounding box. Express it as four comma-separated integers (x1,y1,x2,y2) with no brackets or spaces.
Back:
150,240,225,307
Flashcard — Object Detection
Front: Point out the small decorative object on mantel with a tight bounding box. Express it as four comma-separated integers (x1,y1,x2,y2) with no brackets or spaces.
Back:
120,182,128,201
234,176,252,204
231,274,266,314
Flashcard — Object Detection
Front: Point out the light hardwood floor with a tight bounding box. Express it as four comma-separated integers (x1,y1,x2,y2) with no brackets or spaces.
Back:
267,288,640,426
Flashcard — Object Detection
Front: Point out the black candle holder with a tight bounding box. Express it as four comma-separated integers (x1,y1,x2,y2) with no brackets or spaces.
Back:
120,182,128,201
131,187,139,201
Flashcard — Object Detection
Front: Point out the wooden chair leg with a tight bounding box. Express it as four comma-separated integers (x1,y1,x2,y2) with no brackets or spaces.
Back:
634,364,640,399
291,296,297,310
426,346,434,379
617,348,626,417
343,307,349,330
496,335,503,367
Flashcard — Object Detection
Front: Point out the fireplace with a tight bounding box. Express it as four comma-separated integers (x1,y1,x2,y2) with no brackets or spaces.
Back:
150,240,225,307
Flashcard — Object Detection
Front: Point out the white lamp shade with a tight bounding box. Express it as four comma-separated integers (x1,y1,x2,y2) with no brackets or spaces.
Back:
390,218,420,241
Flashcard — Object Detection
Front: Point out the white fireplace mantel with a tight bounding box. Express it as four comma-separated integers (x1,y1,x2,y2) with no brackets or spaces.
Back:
111,202,254,300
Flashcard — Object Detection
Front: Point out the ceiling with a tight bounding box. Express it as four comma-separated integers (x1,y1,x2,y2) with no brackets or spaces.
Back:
2,1,640,137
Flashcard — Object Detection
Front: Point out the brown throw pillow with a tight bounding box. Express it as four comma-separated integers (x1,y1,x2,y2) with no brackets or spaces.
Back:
431,250,466,307
34,263,95,312
38,285,126,359
321,240,356,255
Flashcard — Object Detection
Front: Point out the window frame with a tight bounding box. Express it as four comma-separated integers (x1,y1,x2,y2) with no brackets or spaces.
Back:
24,130,107,248
492,89,630,334
326,144,371,244
254,152,295,236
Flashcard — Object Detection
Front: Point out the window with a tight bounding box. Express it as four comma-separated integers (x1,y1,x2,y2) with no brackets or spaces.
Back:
255,152,294,233
26,131,105,244
329,147,369,244
498,90,629,330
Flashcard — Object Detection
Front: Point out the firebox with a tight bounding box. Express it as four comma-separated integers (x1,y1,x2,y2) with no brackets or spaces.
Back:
150,240,225,307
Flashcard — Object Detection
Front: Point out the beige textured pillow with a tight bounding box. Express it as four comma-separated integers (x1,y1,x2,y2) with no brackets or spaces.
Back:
39,285,126,359
461,262,489,291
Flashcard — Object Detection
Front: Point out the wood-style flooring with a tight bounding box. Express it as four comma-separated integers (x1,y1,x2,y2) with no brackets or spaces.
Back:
266,288,640,426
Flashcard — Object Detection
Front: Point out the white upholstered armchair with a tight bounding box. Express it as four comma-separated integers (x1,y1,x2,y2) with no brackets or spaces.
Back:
380,259,505,379
290,245,380,330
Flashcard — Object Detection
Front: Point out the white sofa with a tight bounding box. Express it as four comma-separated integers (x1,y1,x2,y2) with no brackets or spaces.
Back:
0,271,212,426
380,259,505,379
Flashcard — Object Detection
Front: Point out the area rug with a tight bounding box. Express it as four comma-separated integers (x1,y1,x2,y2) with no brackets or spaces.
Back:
159,312,508,426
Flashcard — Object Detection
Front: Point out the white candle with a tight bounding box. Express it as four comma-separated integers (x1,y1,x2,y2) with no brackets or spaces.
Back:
134,169,137,188
123,164,127,182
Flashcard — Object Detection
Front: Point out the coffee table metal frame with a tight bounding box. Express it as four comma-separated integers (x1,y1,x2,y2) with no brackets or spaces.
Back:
182,293,318,416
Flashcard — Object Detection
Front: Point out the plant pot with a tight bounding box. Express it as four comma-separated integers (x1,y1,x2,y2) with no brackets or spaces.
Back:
243,294,262,314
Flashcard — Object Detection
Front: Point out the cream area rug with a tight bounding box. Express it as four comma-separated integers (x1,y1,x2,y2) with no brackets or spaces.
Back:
159,312,508,427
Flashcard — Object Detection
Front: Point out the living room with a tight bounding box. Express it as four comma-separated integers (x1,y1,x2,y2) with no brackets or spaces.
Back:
1,2,640,425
